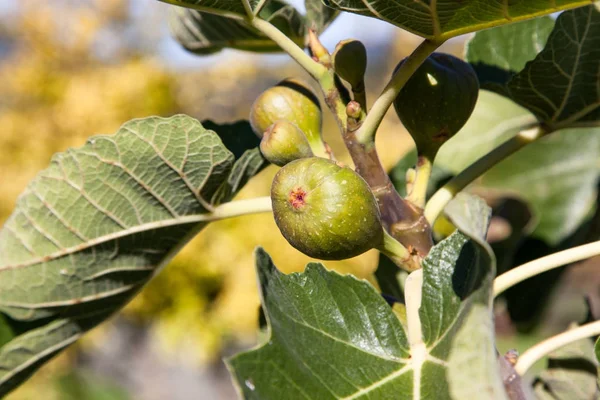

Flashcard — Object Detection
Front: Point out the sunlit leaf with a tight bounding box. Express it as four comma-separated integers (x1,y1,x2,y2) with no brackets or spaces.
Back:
435,91,600,245
228,195,505,399
466,16,555,88
505,5,600,129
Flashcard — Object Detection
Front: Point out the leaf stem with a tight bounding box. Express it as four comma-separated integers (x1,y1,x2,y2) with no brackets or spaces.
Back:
355,39,443,145
208,196,272,221
406,155,432,208
514,320,600,376
378,229,420,272
424,125,545,225
249,17,327,80
493,240,600,297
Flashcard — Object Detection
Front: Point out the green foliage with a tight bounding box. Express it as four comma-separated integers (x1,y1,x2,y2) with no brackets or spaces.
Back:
533,332,599,399
169,0,305,54
320,0,595,40
3,0,600,398
0,115,265,396
305,0,339,32
229,194,502,399
469,6,600,130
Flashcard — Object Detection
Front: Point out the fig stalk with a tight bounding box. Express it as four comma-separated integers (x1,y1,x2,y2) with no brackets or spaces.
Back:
406,155,433,208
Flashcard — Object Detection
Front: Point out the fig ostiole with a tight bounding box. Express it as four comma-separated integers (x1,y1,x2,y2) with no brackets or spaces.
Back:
260,121,313,166
250,78,329,158
271,157,418,271
393,52,479,160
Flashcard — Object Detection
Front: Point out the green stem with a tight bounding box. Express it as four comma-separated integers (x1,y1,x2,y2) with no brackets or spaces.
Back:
377,229,420,272
249,18,327,80
208,196,272,220
424,126,546,225
494,240,600,297
406,155,432,208
355,39,443,145
514,320,600,376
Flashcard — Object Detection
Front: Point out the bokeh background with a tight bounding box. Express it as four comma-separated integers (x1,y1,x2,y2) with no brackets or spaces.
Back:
0,1,597,399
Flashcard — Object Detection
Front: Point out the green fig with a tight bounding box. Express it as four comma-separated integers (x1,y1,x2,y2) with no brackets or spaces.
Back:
393,53,479,159
271,158,416,270
260,120,313,166
332,39,367,89
250,78,327,157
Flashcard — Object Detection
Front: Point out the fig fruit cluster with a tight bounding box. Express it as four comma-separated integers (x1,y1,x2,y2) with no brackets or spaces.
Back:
250,78,328,159
393,53,479,158
251,78,413,268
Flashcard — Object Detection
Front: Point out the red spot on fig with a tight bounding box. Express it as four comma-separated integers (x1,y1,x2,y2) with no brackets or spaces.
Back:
289,186,307,210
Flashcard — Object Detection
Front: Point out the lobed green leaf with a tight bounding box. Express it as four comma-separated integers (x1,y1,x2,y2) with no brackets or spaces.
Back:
228,194,504,399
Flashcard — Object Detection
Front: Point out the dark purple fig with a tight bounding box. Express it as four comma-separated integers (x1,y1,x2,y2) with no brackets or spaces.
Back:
393,53,479,158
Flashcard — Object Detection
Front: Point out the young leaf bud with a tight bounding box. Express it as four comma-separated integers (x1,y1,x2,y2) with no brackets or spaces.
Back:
393,53,479,159
260,121,313,166
271,157,383,260
333,39,367,89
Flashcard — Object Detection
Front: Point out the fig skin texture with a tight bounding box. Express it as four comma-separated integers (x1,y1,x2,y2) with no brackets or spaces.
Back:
250,78,322,143
393,53,479,158
260,121,313,166
271,157,383,260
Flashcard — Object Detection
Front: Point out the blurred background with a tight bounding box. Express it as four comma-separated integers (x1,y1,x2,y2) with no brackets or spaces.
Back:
0,1,597,399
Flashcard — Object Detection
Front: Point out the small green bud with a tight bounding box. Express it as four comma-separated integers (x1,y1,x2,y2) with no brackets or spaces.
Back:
260,121,313,166
393,53,479,158
271,157,383,260
333,39,367,89
346,101,362,119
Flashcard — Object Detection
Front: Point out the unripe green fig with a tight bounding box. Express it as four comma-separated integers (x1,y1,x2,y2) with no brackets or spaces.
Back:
271,157,383,260
393,53,479,158
250,78,329,158
260,121,313,166
333,39,367,89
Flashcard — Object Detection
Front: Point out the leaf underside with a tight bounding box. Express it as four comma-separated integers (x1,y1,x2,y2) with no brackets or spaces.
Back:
169,0,305,54
320,0,595,40
0,115,265,396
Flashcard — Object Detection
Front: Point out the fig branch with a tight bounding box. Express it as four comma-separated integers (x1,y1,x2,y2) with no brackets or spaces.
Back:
251,18,434,257
514,320,600,376
494,240,600,297
424,125,547,225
